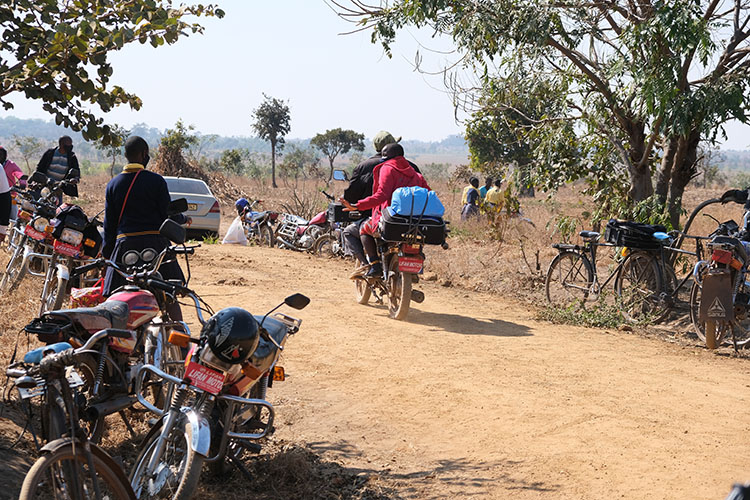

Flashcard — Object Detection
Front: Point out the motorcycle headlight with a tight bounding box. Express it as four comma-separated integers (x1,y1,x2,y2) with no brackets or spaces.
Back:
33,217,49,233
60,228,83,246
141,248,157,263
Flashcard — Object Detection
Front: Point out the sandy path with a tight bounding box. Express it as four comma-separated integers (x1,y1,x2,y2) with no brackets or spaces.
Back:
180,244,750,499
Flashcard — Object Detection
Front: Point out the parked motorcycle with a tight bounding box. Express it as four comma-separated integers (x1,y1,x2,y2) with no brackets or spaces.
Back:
129,293,309,500
20,219,195,441
313,196,359,259
689,189,750,349
38,204,104,314
275,191,336,251
235,198,279,247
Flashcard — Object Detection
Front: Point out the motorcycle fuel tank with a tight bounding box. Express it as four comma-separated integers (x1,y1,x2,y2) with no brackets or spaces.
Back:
108,287,160,329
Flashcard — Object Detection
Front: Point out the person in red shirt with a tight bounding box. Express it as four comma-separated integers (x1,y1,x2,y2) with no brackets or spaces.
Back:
341,143,429,277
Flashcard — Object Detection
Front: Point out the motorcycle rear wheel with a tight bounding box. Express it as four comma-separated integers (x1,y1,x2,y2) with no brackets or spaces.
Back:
314,234,336,259
259,224,274,247
387,257,412,320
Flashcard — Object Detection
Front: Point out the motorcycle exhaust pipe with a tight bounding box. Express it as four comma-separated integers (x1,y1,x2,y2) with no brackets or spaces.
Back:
84,394,137,421
276,236,297,250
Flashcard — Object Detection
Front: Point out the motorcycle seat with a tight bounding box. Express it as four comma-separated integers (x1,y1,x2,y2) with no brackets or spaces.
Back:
712,236,748,262
250,315,288,373
46,300,129,332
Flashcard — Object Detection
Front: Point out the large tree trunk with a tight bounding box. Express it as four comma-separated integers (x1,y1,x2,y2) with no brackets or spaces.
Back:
627,164,653,202
666,130,700,228
655,137,678,205
271,141,277,188
328,158,335,181
624,118,653,202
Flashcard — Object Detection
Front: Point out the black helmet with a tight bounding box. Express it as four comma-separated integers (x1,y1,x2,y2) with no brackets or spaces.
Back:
201,307,259,365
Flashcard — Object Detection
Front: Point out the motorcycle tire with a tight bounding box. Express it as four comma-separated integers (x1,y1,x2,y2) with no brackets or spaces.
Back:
40,265,67,315
353,262,371,305
314,234,336,259
130,414,203,500
0,236,27,294
260,224,274,247
387,257,412,320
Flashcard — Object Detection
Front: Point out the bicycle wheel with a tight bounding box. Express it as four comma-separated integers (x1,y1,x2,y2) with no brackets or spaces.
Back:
130,414,204,500
545,251,594,308
615,251,666,323
19,443,134,500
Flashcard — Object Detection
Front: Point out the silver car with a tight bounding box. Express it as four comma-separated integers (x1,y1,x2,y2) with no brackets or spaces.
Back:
164,176,221,237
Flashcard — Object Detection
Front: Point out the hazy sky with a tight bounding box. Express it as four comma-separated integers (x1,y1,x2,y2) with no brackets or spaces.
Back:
5,1,750,149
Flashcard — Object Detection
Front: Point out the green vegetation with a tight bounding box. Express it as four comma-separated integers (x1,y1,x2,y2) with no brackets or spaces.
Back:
252,95,291,188
310,128,365,180
537,302,625,329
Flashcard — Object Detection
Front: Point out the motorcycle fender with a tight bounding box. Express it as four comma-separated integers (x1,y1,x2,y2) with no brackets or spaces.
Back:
699,269,734,322
182,407,212,457
55,262,70,281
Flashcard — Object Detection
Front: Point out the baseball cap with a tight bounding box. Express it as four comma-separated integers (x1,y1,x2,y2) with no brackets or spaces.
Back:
373,130,401,153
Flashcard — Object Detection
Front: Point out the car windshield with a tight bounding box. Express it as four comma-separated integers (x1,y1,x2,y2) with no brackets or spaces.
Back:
165,178,211,195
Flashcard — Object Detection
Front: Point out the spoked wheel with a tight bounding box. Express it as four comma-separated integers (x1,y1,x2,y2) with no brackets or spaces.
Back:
145,325,185,411
615,251,667,323
19,443,134,500
259,224,274,247
689,267,708,344
386,257,412,320
40,264,67,315
0,236,27,294
130,414,203,500
314,234,336,259
353,261,372,305
545,251,594,308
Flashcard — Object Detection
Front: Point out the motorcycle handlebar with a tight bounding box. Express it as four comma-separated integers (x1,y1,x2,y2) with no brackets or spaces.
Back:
71,258,107,277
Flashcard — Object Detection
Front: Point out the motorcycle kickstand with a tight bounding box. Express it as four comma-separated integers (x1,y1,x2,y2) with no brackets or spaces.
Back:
227,448,256,483
119,410,137,438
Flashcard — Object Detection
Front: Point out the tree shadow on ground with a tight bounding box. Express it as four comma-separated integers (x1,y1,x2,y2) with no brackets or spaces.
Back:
0,400,42,500
404,309,533,337
306,439,558,498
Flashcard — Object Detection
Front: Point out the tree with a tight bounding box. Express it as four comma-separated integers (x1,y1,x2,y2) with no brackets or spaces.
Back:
310,128,365,180
337,0,750,227
280,145,321,184
0,1,223,144
252,94,291,188
11,135,43,173
220,148,248,176
94,125,129,178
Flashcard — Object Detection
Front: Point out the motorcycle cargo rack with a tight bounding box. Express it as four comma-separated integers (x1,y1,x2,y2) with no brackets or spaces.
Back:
604,219,667,250
24,315,74,344
379,188,447,245
327,203,355,224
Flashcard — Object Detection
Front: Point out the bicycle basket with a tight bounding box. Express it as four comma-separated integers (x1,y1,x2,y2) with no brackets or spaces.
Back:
604,219,667,250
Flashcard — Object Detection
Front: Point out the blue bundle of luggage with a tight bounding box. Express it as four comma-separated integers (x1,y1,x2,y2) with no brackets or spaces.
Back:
379,186,447,244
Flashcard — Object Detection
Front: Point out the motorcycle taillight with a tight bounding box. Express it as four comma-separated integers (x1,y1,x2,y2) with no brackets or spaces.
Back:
401,243,422,255
712,248,733,264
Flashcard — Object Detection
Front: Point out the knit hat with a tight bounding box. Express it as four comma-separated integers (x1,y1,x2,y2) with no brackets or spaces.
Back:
373,131,401,153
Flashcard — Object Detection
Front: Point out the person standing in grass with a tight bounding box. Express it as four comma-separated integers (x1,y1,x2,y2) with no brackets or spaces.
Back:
479,176,492,199
485,178,504,208
0,147,24,243
461,177,480,221
36,135,80,197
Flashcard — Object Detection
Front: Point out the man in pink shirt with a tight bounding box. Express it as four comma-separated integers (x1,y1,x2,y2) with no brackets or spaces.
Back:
341,143,429,277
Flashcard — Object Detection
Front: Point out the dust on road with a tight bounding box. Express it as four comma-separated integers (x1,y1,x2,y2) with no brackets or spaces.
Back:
178,244,750,499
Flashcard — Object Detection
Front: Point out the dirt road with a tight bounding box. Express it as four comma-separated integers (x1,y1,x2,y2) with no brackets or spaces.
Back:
177,244,750,499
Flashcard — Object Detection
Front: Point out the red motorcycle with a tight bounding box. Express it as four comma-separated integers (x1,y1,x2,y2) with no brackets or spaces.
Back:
274,191,337,251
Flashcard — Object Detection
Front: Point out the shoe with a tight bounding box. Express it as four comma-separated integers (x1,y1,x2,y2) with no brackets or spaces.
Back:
349,264,369,280
365,262,383,278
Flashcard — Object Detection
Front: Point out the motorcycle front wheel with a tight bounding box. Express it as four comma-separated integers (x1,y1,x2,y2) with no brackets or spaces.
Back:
259,224,274,247
40,262,67,314
0,235,27,294
130,414,204,500
387,257,412,320
353,262,371,305
314,234,336,259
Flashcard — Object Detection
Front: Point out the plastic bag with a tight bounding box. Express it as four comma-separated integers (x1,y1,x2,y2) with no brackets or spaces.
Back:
70,278,105,308
222,216,247,245
389,186,445,218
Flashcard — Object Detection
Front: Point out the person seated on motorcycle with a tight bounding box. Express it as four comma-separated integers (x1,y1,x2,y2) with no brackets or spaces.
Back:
341,131,421,269
35,135,80,198
102,136,190,320
341,142,430,278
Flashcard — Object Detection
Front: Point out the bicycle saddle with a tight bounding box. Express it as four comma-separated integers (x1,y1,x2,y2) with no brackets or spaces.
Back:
579,231,600,240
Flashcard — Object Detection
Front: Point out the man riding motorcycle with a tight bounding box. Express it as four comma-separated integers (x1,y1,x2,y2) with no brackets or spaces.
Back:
340,142,430,277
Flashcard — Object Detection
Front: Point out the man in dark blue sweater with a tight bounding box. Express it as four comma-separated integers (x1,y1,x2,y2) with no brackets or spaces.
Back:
102,136,188,300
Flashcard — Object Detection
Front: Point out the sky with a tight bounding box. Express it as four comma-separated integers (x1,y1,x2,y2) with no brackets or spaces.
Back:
5,1,750,149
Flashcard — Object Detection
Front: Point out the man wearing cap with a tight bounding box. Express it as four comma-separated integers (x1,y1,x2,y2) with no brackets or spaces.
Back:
341,131,421,270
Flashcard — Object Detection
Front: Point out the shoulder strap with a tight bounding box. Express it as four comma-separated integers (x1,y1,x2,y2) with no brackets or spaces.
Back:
118,169,143,226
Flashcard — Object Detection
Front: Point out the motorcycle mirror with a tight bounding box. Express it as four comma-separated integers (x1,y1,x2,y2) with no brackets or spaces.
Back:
30,171,47,184
168,198,189,215
284,293,310,310
159,219,186,244
332,170,348,182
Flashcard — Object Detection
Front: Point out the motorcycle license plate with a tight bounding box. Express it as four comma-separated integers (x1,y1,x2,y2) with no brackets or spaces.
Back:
184,361,225,395
398,256,424,273
18,370,84,399
24,225,46,241
188,203,198,211
53,239,81,258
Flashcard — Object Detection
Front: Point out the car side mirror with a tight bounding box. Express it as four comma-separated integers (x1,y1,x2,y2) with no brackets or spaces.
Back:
159,218,186,244
332,170,348,182
168,198,188,216
284,293,310,310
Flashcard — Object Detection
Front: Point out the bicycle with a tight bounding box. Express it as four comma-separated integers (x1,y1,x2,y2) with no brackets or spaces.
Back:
545,224,672,322
8,329,137,500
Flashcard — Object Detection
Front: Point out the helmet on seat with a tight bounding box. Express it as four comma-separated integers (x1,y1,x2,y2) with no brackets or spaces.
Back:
235,198,250,215
201,307,259,365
